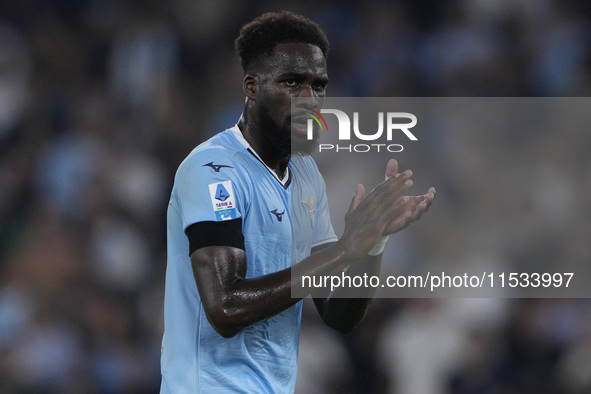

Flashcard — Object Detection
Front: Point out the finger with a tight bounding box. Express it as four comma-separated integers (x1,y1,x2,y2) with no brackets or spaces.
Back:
410,188,436,206
381,177,414,214
385,159,398,180
410,207,425,222
363,170,415,221
401,199,424,224
426,187,436,201
347,184,366,215
382,192,412,224
388,176,414,204
368,169,413,207
410,190,436,220
383,187,435,233
384,169,413,194
422,187,436,213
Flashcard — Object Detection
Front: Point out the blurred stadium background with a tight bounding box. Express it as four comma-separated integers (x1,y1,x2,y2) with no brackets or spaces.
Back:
1,0,591,393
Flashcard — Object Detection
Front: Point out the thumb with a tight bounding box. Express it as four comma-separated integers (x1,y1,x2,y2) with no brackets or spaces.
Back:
347,184,365,215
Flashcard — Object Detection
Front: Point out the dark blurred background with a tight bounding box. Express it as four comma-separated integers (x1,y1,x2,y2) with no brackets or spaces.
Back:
1,0,590,393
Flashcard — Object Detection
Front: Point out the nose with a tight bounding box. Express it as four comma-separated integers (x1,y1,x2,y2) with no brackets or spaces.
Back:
296,85,320,110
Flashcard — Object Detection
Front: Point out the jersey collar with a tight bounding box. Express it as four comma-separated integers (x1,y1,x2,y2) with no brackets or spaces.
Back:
230,125,291,187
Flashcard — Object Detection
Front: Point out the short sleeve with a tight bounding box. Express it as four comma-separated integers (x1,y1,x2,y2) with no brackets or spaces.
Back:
174,150,245,232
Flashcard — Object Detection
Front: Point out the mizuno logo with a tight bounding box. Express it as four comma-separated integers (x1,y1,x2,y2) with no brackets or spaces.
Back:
270,209,285,222
203,162,233,172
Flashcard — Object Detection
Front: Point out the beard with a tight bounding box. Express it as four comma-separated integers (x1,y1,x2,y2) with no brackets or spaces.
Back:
257,104,320,157
293,124,320,155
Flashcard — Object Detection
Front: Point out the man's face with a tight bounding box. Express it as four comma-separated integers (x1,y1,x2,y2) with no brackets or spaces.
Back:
253,43,328,155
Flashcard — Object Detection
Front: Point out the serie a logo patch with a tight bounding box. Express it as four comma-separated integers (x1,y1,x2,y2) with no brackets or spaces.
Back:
208,181,238,221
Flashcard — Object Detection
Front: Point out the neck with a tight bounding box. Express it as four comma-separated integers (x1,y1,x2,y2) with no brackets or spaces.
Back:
238,105,290,178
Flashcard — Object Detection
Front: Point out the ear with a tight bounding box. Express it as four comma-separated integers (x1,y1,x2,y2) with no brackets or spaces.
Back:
243,74,258,100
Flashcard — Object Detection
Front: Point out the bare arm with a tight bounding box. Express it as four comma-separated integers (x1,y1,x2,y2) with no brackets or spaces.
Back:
191,240,354,338
313,159,436,332
192,160,434,337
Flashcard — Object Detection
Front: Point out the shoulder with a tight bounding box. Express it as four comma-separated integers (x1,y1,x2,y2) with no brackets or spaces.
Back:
183,130,242,166
176,130,246,181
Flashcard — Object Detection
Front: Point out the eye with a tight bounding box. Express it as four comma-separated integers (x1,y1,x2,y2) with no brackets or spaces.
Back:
313,81,327,91
284,79,298,87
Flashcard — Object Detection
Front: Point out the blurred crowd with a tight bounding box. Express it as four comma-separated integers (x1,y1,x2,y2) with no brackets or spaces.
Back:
0,0,590,393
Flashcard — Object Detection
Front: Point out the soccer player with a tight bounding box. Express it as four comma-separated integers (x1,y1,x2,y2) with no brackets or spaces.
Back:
160,11,435,393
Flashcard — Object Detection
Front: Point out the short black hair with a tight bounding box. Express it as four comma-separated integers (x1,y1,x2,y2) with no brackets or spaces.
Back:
235,11,329,72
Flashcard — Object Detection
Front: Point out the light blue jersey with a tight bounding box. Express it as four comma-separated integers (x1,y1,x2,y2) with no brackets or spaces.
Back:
161,126,337,393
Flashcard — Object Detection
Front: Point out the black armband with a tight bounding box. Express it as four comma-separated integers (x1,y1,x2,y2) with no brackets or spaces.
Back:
185,219,245,256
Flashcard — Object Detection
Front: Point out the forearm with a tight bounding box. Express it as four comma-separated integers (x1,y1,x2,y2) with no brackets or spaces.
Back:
313,253,382,333
195,241,358,337
206,241,380,336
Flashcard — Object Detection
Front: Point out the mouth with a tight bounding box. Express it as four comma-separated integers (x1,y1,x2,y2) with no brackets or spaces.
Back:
290,114,312,137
